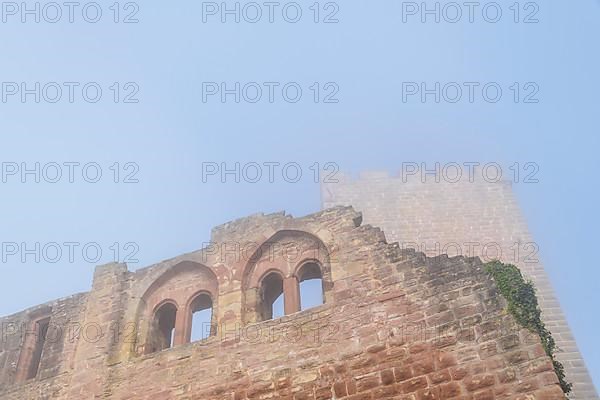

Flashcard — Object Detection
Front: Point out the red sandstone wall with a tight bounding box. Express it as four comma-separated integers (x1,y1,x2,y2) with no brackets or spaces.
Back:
0,293,87,397
97,251,565,400
0,207,566,399
321,171,597,400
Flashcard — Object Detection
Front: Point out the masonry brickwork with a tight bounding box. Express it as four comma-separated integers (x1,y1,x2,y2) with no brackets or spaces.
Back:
0,207,568,399
321,171,598,400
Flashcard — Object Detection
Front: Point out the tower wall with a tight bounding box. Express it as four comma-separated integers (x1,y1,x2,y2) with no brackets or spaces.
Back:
321,171,598,400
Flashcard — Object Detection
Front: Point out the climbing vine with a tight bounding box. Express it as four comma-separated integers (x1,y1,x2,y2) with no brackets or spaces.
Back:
484,260,572,396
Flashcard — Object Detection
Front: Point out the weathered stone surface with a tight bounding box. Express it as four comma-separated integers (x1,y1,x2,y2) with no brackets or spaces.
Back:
321,171,597,400
0,207,566,399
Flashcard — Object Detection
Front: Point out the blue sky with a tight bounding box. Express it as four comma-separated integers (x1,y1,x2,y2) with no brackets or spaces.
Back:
0,0,598,392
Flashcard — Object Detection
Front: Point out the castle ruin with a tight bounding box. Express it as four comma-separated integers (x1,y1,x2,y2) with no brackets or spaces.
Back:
0,205,572,399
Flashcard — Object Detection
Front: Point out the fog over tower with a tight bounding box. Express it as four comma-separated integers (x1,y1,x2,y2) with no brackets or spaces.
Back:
321,169,598,400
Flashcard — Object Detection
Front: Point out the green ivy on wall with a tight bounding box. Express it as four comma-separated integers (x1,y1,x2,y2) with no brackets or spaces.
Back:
484,260,572,396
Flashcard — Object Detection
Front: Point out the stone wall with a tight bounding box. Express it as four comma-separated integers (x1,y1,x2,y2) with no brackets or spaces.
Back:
0,293,87,398
321,171,597,400
0,207,566,399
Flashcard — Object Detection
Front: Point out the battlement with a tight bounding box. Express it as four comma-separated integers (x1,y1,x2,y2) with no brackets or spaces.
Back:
0,207,566,399
323,165,516,185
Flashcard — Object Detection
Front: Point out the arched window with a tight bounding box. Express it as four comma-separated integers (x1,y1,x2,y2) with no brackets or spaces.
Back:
189,293,214,342
298,262,324,311
240,230,331,324
259,272,285,321
137,261,219,357
149,303,177,353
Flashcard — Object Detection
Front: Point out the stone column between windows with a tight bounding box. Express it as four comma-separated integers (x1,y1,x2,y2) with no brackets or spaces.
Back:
283,276,300,315
173,307,188,346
